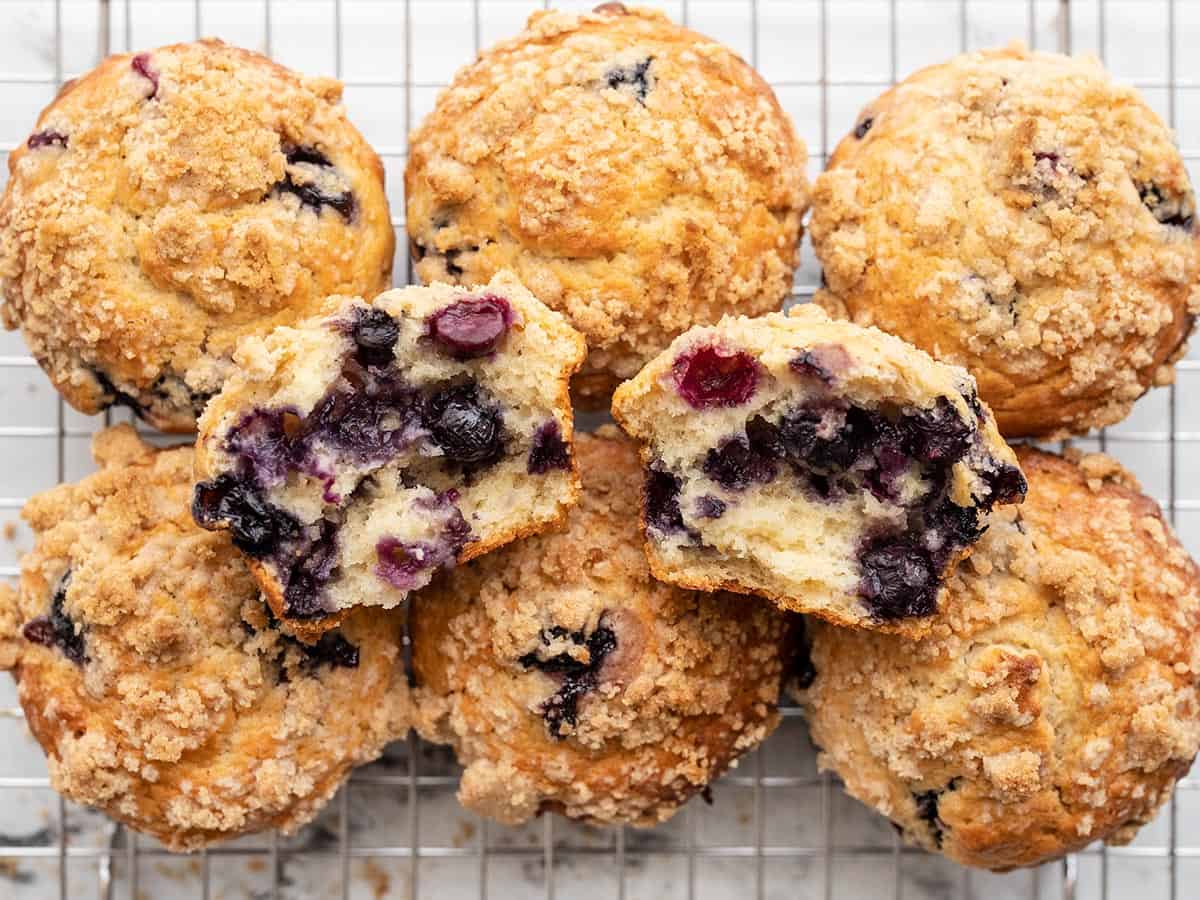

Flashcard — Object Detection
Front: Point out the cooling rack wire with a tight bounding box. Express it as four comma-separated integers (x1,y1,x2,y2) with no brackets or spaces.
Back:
0,1,1196,898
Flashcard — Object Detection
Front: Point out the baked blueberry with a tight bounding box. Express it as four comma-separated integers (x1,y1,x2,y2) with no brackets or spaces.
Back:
27,130,68,149
194,273,585,638
604,56,653,102
612,305,1024,634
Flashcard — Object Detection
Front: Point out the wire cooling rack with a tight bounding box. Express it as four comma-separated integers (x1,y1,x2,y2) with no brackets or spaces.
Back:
1,1,1199,898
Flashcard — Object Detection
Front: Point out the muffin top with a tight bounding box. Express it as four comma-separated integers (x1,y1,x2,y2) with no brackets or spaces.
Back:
797,446,1200,869
411,428,788,827
406,4,808,404
811,44,1199,437
0,38,394,431
0,425,411,850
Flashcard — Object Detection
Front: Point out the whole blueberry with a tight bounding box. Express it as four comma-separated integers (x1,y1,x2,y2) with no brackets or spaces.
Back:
672,345,759,409
424,382,504,466
427,294,513,359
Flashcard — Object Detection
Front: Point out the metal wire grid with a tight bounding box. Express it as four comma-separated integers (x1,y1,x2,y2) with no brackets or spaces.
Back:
0,1,1195,898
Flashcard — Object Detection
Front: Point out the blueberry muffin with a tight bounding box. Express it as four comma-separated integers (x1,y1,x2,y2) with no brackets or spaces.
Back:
0,425,411,851
796,446,1200,870
405,3,808,406
611,304,1025,634
193,271,586,638
410,428,788,827
0,39,395,432
811,44,1199,438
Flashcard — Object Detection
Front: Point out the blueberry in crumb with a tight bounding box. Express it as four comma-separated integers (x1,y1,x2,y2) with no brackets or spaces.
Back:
604,56,653,103
374,508,469,590
519,621,618,738
427,294,513,359
673,345,759,409
899,398,973,464
349,307,399,368
192,474,299,558
980,462,1027,507
131,52,158,98
274,143,356,219
695,495,726,519
702,434,778,491
858,535,939,619
423,381,505,467
644,466,686,535
527,421,571,475
22,572,86,665
853,116,874,139
27,130,67,149
911,780,957,847
298,631,360,669
1138,182,1195,230
281,519,340,619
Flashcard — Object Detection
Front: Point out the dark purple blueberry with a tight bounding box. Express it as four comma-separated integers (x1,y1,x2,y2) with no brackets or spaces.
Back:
924,498,984,551
519,621,618,739
644,466,685,534
274,143,356,219
527,420,571,474
192,474,299,558
911,780,957,848
131,52,158,98
350,307,399,368
299,632,360,669
672,345,759,409
702,435,778,491
423,382,504,467
281,519,340,619
858,536,939,619
980,463,1027,508
426,294,513,359
27,130,67,149
225,408,299,488
853,117,874,139
899,398,973,464
1139,182,1195,230
308,366,422,461
604,56,653,103
789,349,835,384
22,573,85,665
695,495,726,519
778,405,872,472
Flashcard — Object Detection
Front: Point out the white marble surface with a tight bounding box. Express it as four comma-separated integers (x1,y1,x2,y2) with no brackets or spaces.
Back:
0,2,1198,899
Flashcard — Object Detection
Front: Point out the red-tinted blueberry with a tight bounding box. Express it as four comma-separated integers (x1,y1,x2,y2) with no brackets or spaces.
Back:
426,294,513,359
858,536,939,619
527,420,571,474
131,53,158,98
673,345,760,409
